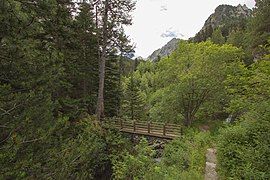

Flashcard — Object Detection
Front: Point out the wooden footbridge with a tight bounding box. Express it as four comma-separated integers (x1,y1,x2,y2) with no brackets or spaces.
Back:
104,119,183,139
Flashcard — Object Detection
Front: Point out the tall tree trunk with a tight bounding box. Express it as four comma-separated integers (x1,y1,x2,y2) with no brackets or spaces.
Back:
96,0,109,122
185,112,193,128
117,51,123,116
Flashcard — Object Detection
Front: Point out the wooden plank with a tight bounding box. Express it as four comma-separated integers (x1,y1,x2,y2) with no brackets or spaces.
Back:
165,126,182,129
119,129,174,139
150,125,163,129
135,125,148,129
166,123,182,127
103,119,182,139
135,121,148,125
150,126,163,129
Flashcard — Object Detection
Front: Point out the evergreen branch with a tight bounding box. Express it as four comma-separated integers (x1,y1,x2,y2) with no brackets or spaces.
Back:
0,125,12,129
21,138,43,144
0,129,15,145
0,103,20,116
0,55,12,60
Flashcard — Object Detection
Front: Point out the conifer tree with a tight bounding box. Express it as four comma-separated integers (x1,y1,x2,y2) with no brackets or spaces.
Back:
0,2,75,176
248,0,270,57
104,54,121,117
211,28,226,45
60,1,99,118
122,75,145,120
94,0,135,121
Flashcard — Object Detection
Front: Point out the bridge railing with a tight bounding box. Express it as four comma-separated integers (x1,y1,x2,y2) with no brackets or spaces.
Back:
103,118,183,138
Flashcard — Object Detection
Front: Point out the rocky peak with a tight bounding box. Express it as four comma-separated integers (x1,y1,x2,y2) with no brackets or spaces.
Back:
192,4,252,42
148,4,252,61
203,4,251,31
147,38,180,62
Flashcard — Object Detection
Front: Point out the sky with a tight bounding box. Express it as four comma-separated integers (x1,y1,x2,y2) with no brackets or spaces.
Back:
124,0,256,58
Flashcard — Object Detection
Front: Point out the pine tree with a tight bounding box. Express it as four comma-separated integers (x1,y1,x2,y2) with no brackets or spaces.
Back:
0,0,70,140
94,0,136,121
248,0,270,57
122,75,145,120
60,1,99,118
104,54,121,117
211,28,226,45
0,1,76,176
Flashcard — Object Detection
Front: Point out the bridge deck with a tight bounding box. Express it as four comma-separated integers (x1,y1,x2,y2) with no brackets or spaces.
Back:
104,119,183,139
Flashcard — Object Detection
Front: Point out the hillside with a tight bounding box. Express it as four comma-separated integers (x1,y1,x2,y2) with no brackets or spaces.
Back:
147,4,252,62
147,38,180,62
190,4,252,42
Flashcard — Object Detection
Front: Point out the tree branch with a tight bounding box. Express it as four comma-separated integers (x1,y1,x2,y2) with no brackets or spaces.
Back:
21,138,43,144
0,125,12,129
0,103,20,116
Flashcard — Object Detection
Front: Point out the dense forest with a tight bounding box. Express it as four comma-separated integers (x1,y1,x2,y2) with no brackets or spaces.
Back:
0,0,270,179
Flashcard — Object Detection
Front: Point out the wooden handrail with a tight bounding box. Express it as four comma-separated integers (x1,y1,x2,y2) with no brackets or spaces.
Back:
103,119,182,139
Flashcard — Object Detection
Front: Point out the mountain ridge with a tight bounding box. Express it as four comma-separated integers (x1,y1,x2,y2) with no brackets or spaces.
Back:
146,4,252,62
191,4,252,42
147,38,180,62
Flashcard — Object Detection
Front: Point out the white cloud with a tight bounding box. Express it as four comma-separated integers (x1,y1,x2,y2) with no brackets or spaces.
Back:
161,28,184,38
124,0,255,58
160,5,168,11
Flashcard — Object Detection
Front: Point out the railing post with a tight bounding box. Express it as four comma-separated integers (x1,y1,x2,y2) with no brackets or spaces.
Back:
133,120,136,132
180,127,183,136
163,123,166,136
120,119,123,129
148,121,150,133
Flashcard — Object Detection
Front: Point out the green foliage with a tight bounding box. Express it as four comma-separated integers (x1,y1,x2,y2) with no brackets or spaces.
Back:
42,118,108,179
211,28,225,45
218,44,270,179
2,0,270,178
121,74,146,120
111,138,156,180
0,117,108,179
148,131,211,180
104,54,121,117
109,131,212,180
0,0,133,178
192,5,250,43
217,116,270,179
150,41,243,126
248,0,270,53
227,30,246,48
0,0,70,156
62,1,99,117
225,44,270,116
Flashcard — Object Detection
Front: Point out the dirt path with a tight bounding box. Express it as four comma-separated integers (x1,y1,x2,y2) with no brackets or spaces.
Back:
205,148,219,180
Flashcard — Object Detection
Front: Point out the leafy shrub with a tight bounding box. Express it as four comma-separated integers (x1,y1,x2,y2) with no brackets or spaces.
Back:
217,116,270,179
111,138,156,180
148,130,211,180
0,116,113,179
